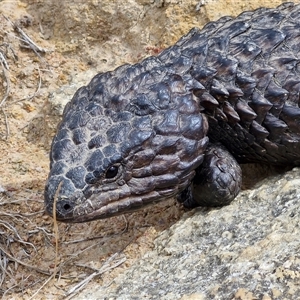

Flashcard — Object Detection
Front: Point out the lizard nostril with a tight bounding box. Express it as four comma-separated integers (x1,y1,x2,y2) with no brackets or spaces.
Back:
55,200,75,219
63,203,72,211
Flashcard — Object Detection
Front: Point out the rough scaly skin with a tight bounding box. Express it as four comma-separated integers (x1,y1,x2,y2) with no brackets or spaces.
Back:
45,2,300,222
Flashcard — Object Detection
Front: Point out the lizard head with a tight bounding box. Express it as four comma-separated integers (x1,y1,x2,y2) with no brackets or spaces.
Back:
45,57,208,222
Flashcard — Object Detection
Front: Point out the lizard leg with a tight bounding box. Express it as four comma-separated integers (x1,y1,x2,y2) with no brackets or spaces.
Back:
178,143,242,208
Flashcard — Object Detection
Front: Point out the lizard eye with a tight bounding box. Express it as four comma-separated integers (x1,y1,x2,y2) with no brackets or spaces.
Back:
105,165,119,179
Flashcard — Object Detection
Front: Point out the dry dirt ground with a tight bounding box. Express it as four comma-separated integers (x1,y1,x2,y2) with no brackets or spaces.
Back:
0,2,187,299
0,0,292,299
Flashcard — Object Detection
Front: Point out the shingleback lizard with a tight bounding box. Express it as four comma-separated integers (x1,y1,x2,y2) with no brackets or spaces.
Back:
45,2,300,222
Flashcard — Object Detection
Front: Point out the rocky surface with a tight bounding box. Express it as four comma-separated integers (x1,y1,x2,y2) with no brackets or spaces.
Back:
0,0,299,299
81,167,300,299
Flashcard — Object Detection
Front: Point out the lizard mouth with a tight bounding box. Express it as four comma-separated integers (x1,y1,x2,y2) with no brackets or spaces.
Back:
48,189,175,223
44,164,185,222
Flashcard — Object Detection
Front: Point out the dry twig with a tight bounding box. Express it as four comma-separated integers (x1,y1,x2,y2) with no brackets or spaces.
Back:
65,253,127,299
0,48,11,139
53,181,62,283
3,15,49,58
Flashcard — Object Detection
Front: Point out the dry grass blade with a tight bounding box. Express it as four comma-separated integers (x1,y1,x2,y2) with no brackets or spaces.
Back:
0,192,60,297
14,25,47,54
0,248,9,287
27,272,57,300
0,242,51,277
0,42,18,62
53,181,62,283
0,108,9,139
0,220,37,252
0,48,11,139
0,51,9,70
3,15,49,58
22,182,62,300
65,253,127,299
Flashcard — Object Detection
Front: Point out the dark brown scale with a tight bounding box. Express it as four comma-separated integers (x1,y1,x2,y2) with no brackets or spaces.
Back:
222,101,240,124
229,40,262,69
215,108,228,122
248,91,272,124
235,99,257,123
190,66,217,86
210,79,229,100
225,85,244,98
249,121,269,143
271,57,298,83
251,68,275,91
198,92,219,111
283,78,300,106
280,105,300,133
250,28,286,55
211,55,239,82
235,72,257,97
263,113,288,142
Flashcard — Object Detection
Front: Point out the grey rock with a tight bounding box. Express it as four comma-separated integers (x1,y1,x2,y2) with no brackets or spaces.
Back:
80,167,300,299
